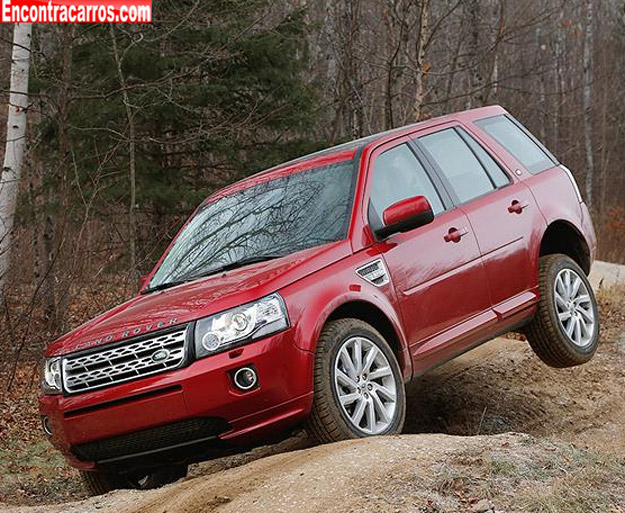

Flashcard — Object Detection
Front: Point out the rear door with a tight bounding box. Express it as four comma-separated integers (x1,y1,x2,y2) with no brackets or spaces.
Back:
474,114,585,259
417,126,542,320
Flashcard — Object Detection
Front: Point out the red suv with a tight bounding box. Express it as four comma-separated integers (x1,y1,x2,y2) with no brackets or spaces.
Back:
40,106,599,494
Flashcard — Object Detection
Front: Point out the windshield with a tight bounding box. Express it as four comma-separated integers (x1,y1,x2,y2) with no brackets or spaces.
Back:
147,159,356,290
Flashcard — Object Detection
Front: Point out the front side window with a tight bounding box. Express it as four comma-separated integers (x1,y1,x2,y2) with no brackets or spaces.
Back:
148,160,356,291
369,143,444,219
420,128,495,204
475,115,556,174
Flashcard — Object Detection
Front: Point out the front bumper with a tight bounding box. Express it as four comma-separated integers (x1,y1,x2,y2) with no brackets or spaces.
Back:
39,329,314,471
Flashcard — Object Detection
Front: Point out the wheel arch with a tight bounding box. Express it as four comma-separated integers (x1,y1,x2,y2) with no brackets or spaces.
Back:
539,220,591,275
324,299,411,380
283,265,412,381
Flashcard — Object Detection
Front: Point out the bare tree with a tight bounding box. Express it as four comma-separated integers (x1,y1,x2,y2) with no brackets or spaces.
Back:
110,24,138,281
414,0,431,121
342,0,365,138
0,23,32,298
466,0,484,107
582,0,594,209
41,24,75,330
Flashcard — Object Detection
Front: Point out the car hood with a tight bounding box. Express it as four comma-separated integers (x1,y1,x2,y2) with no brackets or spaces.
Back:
47,242,350,357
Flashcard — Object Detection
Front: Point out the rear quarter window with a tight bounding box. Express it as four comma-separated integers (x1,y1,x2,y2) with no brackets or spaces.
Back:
475,115,557,174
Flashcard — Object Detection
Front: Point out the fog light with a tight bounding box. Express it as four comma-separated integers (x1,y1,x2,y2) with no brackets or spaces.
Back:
233,367,257,391
42,416,53,436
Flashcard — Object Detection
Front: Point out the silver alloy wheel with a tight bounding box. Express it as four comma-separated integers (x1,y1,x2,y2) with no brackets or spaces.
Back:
333,336,397,435
554,268,596,348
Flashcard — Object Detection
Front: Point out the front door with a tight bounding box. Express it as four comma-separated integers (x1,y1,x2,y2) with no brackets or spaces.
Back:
366,139,492,372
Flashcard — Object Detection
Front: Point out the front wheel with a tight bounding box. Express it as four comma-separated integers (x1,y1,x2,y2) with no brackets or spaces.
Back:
80,465,188,496
306,318,406,443
525,254,599,368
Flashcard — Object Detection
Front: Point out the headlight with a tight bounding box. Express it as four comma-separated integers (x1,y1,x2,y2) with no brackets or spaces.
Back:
41,357,62,395
194,293,289,358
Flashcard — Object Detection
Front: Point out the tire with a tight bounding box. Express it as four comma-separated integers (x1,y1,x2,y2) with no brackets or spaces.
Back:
306,318,406,443
524,254,599,368
80,465,188,496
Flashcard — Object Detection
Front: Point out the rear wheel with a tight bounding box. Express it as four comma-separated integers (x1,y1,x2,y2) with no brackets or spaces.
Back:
525,254,599,368
80,465,188,496
306,318,406,443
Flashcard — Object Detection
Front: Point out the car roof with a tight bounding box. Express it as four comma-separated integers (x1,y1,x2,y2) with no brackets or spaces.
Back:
205,105,507,202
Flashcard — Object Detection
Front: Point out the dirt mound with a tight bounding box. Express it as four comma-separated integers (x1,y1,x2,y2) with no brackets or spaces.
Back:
6,433,625,513
404,336,625,454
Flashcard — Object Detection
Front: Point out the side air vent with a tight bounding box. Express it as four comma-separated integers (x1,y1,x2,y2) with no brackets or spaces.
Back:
356,259,390,287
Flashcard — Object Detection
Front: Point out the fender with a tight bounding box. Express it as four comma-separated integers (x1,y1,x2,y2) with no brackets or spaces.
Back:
520,166,593,270
281,255,413,381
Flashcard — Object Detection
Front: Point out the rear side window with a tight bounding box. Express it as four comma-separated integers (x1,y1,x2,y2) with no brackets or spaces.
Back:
420,129,495,204
475,115,556,174
370,143,444,217
458,129,510,188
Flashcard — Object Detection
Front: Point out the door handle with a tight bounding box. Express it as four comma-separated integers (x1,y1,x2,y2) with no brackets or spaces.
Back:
444,226,468,243
508,199,530,214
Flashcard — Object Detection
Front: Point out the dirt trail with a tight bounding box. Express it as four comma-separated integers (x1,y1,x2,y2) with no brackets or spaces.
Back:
3,262,625,512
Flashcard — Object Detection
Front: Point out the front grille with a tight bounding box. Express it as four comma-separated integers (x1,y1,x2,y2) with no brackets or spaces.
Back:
62,327,188,394
73,418,230,463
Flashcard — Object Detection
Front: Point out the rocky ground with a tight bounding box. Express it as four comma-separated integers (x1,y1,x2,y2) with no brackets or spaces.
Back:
2,264,625,513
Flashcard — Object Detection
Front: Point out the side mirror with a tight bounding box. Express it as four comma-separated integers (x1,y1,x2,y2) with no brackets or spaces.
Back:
375,195,434,239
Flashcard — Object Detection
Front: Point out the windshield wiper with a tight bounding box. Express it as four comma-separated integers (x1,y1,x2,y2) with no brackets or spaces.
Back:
205,253,286,275
141,253,286,295
140,278,192,295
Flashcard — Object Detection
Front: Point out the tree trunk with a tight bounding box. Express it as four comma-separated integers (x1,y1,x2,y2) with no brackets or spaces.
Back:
43,24,75,331
0,23,32,298
343,0,364,139
382,1,398,131
466,0,484,108
554,6,566,154
110,24,138,282
414,0,430,121
536,25,547,142
582,0,594,210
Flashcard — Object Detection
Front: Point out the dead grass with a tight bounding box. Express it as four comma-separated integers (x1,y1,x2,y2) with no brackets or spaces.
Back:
517,448,625,513
0,438,84,506
425,440,625,513
0,376,85,505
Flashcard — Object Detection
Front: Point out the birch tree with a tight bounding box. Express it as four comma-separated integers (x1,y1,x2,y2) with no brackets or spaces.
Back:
0,23,32,297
